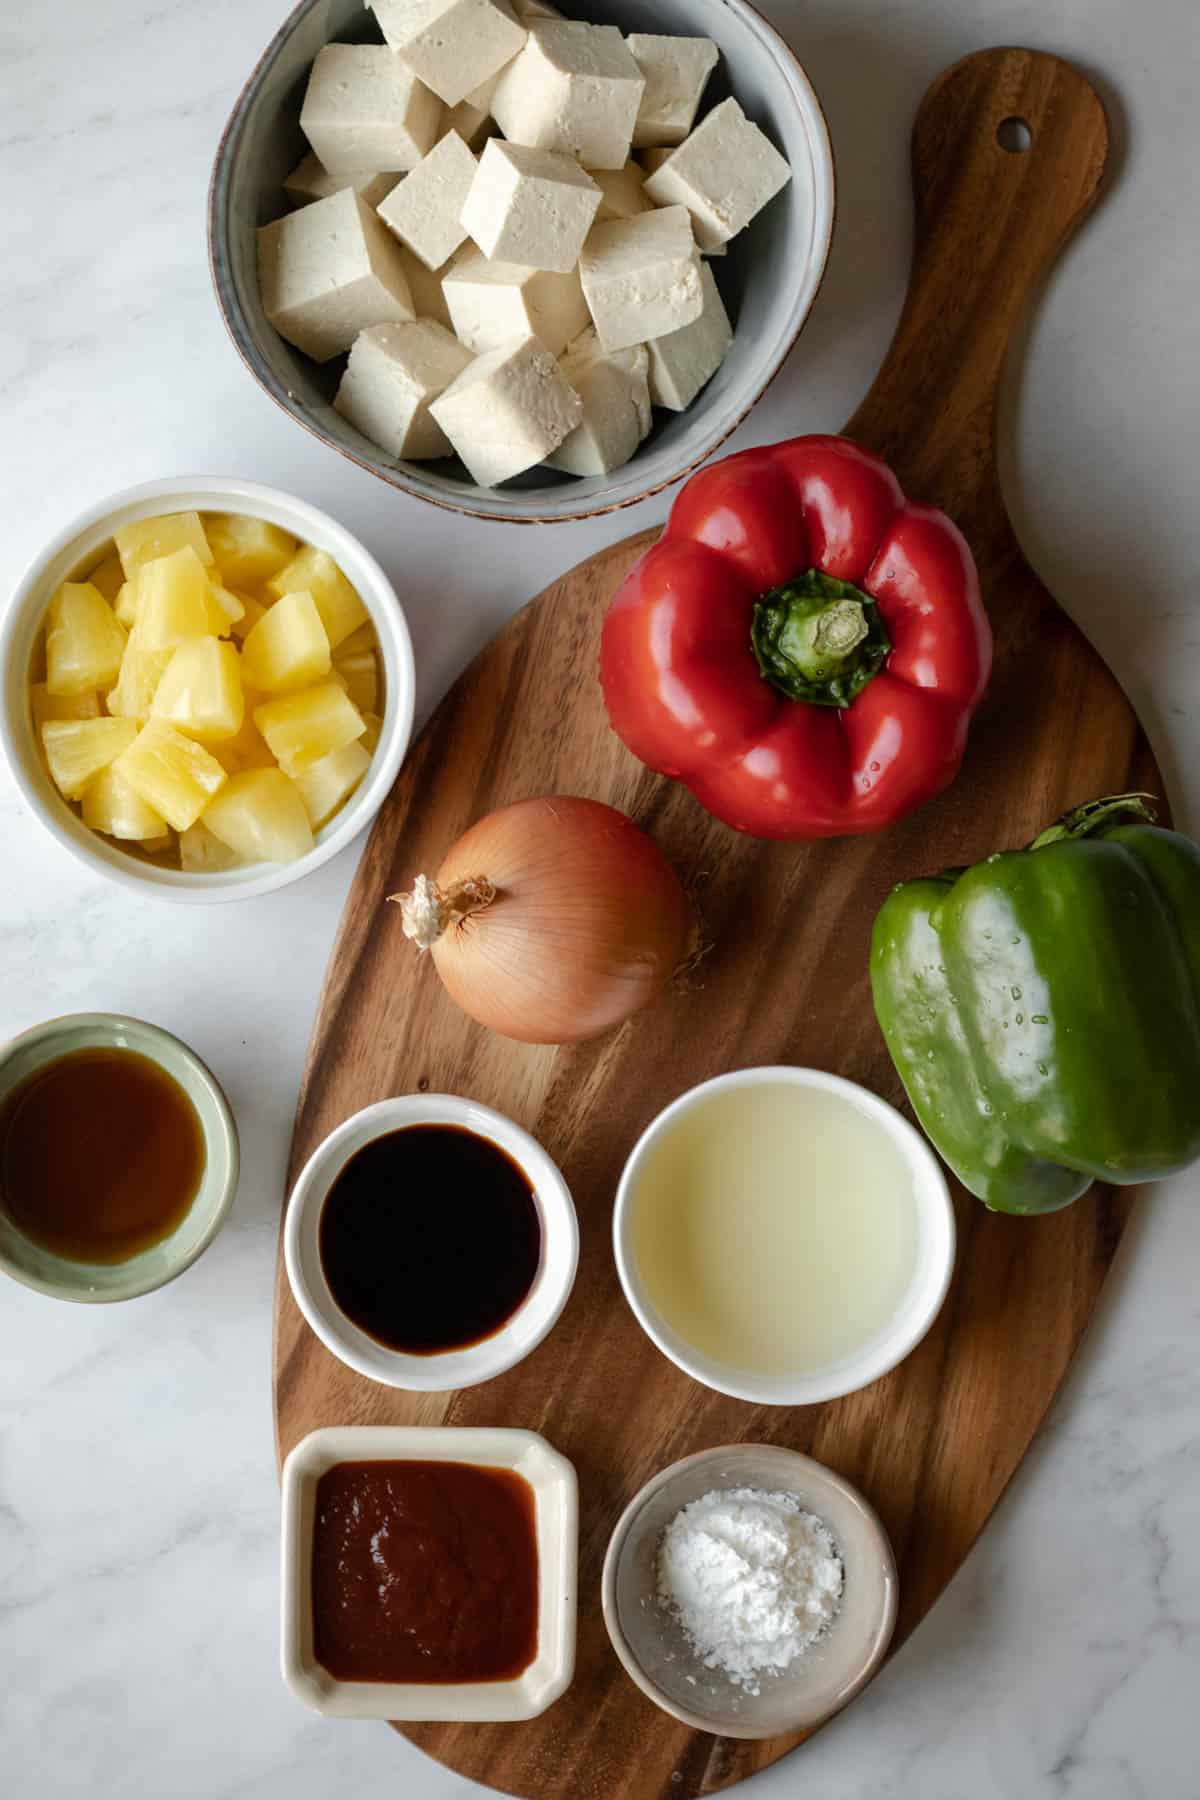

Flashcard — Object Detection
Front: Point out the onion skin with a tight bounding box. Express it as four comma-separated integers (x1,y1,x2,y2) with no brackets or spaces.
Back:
405,796,692,1045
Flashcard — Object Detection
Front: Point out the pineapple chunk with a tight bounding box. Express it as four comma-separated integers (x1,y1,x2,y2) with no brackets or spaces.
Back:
114,511,213,577
204,513,297,587
152,639,244,742
359,711,383,754
333,651,378,716
136,547,214,650
334,620,379,660
81,764,167,840
114,581,140,630
45,582,127,696
139,833,175,858
113,719,227,831
30,684,101,732
230,593,268,642
206,582,245,637
41,717,137,799
179,819,241,873
85,549,125,603
293,740,371,828
107,631,173,722
203,768,314,865
254,682,365,774
240,591,330,694
268,546,367,650
210,702,274,773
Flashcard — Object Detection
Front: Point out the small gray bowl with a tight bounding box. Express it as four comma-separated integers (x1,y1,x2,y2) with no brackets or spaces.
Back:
602,1444,897,1739
208,0,834,524
0,1014,239,1303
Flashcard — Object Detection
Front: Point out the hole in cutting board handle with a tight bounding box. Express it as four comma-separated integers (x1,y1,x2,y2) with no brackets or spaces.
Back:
997,116,1033,152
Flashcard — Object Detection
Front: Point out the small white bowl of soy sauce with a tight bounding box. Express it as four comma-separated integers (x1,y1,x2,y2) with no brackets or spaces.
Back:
284,1095,579,1391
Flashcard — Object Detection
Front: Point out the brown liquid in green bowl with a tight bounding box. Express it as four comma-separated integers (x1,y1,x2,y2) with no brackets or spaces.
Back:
0,1047,205,1264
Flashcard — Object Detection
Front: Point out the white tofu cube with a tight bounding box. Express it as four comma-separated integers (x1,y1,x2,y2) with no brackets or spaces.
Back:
300,44,443,176
587,160,650,222
646,259,732,410
491,23,644,171
283,154,400,210
371,0,526,109
546,329,651,475
335,320,473,458
258,189,415,362
430,335,583,485
578,205,702,353
396,244,456,328
443,249,588,354
627,35,719,148
377,129,477,270
461,140,600,272
643,97,791,249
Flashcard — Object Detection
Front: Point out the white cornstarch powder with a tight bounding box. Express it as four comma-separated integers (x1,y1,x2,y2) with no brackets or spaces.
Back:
656,1487,844,1693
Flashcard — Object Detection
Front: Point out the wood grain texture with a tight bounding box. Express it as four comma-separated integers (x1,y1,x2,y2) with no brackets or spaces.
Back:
275,49,1157,1800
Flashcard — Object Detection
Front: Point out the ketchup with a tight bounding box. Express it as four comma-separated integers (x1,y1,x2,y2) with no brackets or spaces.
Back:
311,1459,539,1683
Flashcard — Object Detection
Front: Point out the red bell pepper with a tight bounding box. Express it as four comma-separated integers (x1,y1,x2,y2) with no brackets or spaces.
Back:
600,435,992,839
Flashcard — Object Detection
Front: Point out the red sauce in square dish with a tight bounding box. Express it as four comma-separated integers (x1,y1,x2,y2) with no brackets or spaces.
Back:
311,1459,539,1684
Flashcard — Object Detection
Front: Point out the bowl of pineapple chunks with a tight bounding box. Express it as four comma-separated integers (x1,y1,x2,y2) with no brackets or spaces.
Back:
0,479,414,900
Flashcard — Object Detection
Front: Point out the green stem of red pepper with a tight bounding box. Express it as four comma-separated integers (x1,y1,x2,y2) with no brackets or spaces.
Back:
750,570,891,709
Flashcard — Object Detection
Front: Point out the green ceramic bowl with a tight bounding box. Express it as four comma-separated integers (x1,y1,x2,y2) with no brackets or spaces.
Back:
0,1014,239,1303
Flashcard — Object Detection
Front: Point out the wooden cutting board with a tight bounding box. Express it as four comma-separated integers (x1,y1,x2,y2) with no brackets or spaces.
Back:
276,48,1159,1799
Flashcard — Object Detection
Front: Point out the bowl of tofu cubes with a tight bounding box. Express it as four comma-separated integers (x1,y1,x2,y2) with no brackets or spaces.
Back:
0,478,415,901
209,0,834,522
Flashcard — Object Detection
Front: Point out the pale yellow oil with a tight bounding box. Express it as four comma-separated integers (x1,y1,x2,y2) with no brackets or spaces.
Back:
630,1082,919,1374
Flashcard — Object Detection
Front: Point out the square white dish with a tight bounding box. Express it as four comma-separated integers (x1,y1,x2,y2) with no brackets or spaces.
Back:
280,1424,578,1720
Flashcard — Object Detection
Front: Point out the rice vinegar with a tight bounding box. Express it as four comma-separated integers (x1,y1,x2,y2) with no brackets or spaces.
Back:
629,1080,920,1373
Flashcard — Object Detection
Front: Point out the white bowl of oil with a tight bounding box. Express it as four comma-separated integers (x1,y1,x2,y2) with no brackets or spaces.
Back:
613,1067,955,1405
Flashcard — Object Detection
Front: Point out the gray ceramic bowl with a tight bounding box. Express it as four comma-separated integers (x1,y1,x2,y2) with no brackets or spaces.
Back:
208,0,834,524
0,1014,239,1303
602,1444,897,1739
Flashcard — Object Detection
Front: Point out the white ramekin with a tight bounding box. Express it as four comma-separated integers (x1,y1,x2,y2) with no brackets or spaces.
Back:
284,1094,579,1391
613,1066,955,1406
281,1424,577,1721
0,476,414,902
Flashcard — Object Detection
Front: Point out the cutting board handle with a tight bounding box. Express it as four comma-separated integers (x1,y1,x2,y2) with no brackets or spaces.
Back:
846,48,1109,535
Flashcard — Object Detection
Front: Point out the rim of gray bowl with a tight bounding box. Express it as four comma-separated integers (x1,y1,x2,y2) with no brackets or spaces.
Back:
207,0,837,525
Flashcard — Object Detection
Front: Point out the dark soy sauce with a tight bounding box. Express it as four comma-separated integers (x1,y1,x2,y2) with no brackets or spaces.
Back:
318,1124,542,1354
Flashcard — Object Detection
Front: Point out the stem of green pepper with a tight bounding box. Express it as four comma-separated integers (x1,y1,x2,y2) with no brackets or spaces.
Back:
750,570,891,710
1029,793,1158,849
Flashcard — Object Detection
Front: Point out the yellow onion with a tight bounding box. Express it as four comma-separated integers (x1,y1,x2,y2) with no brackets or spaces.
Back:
391,795,693,1044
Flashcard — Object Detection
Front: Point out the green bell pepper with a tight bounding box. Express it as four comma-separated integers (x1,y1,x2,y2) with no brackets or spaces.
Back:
870,796,1200,1214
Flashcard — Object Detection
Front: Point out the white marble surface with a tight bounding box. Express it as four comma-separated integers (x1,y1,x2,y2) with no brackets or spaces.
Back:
1,0,1197,1794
